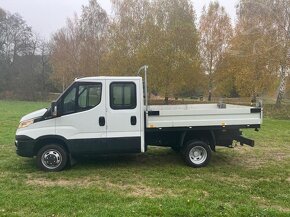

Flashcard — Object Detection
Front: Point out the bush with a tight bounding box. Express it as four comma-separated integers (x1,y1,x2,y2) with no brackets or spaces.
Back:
263,104,290,120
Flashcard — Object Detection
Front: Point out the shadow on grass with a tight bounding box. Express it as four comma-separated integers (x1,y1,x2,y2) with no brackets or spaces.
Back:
74,148,184,169
18,147,242,172
71,147,239,170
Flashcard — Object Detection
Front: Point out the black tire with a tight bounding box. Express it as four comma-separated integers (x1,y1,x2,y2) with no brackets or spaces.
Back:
182,140,211,168
36,144,68,172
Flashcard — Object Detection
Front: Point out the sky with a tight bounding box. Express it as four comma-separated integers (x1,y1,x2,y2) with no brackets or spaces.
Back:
0,0,238,40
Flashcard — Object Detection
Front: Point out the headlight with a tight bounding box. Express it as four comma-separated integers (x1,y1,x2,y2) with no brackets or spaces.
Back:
18,119,34,129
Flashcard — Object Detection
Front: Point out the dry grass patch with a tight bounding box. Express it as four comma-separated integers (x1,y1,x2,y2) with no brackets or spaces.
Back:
26,176,178,198
26,177,99,187
214,175,252,189
105,181,178,198
229,145,290,169
252,196,290,213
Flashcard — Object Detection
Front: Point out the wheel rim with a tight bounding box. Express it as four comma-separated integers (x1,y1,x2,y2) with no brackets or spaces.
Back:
41,149,62,170
189,146,207,165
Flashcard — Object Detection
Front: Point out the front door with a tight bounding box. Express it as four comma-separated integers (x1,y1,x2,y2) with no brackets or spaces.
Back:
105,79,142,153
55,80,107,154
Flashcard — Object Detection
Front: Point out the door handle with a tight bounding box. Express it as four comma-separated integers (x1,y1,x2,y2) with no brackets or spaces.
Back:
99,117,105,126
131,116,137,126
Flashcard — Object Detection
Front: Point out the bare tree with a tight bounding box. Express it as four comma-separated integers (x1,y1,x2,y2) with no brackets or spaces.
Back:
50,0,109,89
0,7,39,99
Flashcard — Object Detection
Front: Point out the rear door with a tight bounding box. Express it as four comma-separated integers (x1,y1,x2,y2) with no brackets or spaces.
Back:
105,78,142,153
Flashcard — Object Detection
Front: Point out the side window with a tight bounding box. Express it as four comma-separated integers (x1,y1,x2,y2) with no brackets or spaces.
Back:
110,82,136,110
77,84,102,110
62,83,102,115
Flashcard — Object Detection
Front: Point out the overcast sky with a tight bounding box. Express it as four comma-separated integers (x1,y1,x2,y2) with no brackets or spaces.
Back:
0,0,238,40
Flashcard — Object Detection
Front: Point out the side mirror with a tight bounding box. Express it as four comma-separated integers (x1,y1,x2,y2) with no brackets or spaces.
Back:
51,101,58,117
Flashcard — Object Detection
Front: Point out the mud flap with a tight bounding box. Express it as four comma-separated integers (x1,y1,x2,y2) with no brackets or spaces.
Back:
68,154,77,168
235,135,255,147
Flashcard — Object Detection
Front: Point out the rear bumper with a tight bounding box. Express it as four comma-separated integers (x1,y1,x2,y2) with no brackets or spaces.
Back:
15,135,35,157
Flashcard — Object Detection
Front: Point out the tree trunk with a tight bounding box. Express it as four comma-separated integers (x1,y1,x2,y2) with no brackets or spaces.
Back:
275,65,287,107
208,90,212,102
164,96,169,105
251,93,257,106
164,92,169,105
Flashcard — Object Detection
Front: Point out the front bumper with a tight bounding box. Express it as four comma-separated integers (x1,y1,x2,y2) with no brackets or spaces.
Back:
15,135,35,157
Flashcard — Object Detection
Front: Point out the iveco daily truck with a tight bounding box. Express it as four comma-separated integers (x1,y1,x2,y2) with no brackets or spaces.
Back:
15,69,262,171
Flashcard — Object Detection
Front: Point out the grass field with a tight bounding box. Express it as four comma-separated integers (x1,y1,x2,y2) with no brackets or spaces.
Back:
0,100,290,216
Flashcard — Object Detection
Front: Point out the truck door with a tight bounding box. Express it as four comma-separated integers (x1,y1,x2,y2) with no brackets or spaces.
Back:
55,80,108,154
105,79,143,153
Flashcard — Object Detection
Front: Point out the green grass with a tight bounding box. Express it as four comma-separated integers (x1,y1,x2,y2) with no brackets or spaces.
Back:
0,100,290,216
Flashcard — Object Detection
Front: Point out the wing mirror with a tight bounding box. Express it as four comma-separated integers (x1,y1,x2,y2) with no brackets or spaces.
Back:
51,101,58,117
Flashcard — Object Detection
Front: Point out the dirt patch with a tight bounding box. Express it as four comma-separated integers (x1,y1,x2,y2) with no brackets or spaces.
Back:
201,190,209,198
229,146,290,169
252,196,268,204
269,205,290,213
105,181,177,198
26,177,99,187
215,175,252,188
26,176,177,198
252,196,290,213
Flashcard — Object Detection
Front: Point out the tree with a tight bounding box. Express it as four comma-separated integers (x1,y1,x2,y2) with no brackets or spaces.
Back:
50,17,82,90
148,0,202,102
38,39,52,98
50,0,202,100
106,0,152,76
199,2,233,101
227,0,287,101
267,0,290,106
79,0,109,75
109,0,202,102
0,7,43,99
50,0,109,90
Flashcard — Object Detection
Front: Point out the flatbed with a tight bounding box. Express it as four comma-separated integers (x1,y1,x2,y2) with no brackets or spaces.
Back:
147,104,262,128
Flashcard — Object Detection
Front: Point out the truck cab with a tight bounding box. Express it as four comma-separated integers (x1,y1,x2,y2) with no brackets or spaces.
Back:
16,77,145,171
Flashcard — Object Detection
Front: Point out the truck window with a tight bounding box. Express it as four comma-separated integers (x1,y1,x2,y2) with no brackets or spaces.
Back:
110,82,136,110
63,87,77,114
77,84,102,110
62,83,102,115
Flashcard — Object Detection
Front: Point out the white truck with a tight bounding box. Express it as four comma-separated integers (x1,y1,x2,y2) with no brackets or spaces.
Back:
15,69,262,171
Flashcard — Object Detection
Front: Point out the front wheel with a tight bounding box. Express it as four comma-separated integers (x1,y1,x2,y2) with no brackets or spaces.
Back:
183,140,211,168
36,144,68,172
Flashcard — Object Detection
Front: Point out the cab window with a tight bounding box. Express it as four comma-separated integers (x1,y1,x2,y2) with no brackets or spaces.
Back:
62,83,102,115
110,82,136,110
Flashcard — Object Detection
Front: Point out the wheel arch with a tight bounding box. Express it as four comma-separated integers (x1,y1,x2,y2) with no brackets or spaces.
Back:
34,135,70,156
180,130,216,151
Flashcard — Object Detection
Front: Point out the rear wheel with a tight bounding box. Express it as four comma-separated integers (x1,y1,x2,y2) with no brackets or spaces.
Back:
36,144,68,172
183,140,211,168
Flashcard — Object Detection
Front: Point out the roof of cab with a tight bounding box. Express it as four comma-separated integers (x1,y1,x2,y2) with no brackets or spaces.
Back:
75,76,142,82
